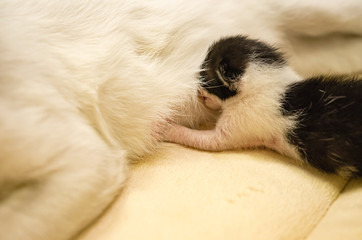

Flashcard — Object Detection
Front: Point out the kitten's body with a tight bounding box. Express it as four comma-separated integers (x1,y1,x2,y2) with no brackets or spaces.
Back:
282,76,362,176
165,36,362,178
1,1,362,240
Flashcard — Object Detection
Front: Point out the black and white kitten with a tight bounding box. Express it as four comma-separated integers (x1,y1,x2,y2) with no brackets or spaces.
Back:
165,36,362,178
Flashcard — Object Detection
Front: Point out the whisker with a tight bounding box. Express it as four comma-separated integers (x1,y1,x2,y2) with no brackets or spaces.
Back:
325,95,346,105
202,85,225,89
200,78,217,85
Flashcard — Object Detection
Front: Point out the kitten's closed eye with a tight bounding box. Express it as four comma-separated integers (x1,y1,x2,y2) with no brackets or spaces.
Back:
200,35,287,101
219,60,242,83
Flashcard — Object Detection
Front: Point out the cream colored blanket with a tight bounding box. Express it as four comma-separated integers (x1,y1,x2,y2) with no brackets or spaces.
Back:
77,143,362,240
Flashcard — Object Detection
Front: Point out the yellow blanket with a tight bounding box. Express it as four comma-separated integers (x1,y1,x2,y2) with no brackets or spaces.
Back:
77,143,362,240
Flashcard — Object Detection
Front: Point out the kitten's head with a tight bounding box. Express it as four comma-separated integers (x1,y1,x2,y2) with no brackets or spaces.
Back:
199,35,286,109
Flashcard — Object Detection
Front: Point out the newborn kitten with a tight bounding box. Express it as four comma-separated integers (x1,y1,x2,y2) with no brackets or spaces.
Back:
165,35,362,178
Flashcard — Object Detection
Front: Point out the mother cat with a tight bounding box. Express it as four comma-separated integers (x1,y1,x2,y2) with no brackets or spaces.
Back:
0,1,361,240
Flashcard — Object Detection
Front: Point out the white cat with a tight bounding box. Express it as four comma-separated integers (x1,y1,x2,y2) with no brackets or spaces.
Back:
0,1,361,240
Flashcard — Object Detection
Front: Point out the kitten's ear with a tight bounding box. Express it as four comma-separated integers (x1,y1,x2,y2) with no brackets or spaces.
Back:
218,59,243,84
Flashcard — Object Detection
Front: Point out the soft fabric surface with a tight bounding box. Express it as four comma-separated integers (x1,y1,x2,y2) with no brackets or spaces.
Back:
307,179,362,240
77,144,347,240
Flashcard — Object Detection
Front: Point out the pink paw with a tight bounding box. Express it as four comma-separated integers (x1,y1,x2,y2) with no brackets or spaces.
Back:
151,119,174,142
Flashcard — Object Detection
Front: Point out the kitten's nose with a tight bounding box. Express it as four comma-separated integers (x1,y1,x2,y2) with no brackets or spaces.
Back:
197,89,207,102
197,91,203,100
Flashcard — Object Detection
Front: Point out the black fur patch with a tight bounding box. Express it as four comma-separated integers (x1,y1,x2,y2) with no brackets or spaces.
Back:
200,35,286,100
281,75,362,177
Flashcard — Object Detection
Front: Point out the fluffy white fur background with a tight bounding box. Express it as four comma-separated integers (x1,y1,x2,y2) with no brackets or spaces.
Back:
0,1,361,240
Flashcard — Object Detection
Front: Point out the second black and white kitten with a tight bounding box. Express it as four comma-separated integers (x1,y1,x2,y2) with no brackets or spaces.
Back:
165,35,362,178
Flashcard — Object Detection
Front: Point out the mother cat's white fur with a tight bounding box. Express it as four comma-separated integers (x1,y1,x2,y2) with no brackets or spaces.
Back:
0,1,361,240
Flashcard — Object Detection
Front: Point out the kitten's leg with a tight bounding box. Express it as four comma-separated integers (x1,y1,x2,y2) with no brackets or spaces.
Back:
0,101,127,240
165,123,232,151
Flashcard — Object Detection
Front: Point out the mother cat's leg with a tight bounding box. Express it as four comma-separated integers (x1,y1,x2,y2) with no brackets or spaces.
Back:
286,34,362,76
268,0,362,36
264,0,362,75
0,97,127,240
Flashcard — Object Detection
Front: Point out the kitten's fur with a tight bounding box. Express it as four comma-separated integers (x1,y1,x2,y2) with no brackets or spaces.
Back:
1,1,362,240
165,36,362,178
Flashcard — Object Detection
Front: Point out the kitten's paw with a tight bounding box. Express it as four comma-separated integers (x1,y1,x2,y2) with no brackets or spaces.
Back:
151,119,174,142
163,123,186,144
